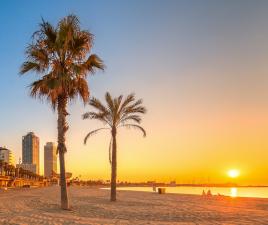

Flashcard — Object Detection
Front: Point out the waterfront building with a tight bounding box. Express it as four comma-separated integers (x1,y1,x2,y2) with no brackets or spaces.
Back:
22,132,40,174
44,142,57,178
16,163,37,174
0,147,15,165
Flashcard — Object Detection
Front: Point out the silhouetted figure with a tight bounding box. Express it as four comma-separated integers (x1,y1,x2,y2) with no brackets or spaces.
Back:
207,190,212,197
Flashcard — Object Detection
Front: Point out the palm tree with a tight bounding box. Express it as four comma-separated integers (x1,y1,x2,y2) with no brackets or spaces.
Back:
20,14,104,209
83,92,146,201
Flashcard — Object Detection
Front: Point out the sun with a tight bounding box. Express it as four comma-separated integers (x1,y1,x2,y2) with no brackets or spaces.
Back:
228,169,240,178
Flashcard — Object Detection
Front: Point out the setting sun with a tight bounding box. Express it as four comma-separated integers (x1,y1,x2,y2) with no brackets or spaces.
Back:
228,169,240,178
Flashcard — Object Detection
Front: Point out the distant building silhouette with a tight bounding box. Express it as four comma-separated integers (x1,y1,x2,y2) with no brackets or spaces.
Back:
16,163,37,174
22,132,40,174
44,142,57,178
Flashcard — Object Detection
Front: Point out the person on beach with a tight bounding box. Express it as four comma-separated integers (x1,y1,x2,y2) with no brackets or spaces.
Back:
202,189,212,197
207,190,212,197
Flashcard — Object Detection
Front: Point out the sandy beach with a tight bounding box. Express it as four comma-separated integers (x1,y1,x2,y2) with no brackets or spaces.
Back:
0,186,268,224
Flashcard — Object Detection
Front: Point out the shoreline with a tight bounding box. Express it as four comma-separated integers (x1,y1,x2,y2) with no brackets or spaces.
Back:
1,186,268,224
3,185,268,200
104,186,268,200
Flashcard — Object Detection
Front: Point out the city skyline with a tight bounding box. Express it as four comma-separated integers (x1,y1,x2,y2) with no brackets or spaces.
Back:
1,133,59,176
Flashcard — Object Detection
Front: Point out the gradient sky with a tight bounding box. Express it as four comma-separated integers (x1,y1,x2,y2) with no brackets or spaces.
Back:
1,0,268,185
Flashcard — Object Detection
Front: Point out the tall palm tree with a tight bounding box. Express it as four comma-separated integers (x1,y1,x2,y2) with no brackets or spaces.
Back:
83,92,146,201
20,14,104,209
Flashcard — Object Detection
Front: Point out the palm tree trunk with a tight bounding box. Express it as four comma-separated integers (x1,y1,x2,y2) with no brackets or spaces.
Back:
57,95,69,210
110,127,117,201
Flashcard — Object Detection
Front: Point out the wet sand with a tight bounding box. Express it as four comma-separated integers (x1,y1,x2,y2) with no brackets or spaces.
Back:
0,186,268,224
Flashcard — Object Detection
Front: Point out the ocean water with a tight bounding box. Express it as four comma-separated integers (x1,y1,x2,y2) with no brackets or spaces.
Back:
115,186,268,198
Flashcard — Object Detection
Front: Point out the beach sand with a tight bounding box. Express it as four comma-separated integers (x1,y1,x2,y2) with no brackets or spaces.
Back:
0,186,268,224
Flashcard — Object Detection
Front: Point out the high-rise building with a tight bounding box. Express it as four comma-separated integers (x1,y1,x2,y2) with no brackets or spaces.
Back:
22,132,40,174
0,147,15,165
44,142,57,178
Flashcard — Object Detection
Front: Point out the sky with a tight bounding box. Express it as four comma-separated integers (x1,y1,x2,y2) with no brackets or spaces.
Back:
1,0,268,185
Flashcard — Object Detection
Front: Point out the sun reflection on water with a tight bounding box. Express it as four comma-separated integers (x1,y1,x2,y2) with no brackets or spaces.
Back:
230,188,237,197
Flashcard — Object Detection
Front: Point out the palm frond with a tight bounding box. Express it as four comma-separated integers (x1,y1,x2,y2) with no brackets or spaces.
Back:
118,93,135,114
119,98,146,125
89,97,109,114
124,106,147,115
29,75,59,110
20,61,43,75
74,77,90,103
105,92,115,113
114,95,123,112
120,124,146,137
121,98,146,115
84,128,109,145
39,19,57,44
83,54,105,72
120,115,142,124
26,45,49,68
82,112,108,124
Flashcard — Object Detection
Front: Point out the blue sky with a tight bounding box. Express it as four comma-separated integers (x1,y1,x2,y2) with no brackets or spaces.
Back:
1,0,268,183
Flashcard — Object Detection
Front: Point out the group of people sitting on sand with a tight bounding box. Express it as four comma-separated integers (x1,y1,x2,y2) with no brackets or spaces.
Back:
202,189,212,197
202,190,225,197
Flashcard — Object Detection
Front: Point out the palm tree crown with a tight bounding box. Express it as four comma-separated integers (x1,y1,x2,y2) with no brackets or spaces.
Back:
83,92,146,145
20,14,104,108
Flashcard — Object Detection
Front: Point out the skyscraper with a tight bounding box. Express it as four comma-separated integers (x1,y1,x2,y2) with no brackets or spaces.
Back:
22,132,40,174
44,142,57,178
